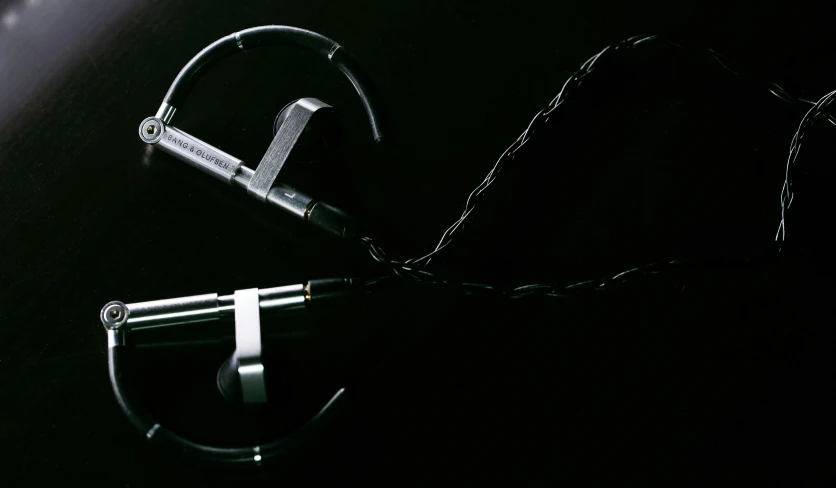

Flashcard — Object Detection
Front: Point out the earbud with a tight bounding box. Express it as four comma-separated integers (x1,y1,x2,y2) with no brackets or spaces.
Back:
216,353,244,403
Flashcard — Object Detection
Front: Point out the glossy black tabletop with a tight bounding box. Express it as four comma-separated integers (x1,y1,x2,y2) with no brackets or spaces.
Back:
2,0,835,484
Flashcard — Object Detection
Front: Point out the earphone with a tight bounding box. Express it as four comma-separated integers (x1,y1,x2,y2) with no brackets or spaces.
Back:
138,25,386,239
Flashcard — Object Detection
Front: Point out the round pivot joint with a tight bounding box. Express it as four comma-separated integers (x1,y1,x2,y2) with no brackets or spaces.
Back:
273,99,340,164
139,117,165,144
100,301,129,329
101,301,129,348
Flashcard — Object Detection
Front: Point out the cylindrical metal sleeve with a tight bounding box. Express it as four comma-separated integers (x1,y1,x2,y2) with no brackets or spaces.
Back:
265,183,315,220
306,278,362,305
259,284,306,310
307,201,358,239
162,25,386,143
126,293,220,329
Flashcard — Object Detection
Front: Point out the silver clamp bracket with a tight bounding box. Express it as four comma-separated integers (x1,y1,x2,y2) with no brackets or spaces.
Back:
233,288,268,404
247,97,332,202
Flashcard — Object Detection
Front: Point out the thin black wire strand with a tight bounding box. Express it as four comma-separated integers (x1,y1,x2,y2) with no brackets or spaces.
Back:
775,89,836,242
358,34,828,297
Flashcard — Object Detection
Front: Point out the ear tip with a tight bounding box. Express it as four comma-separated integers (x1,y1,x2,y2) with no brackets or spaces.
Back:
217,354,243,403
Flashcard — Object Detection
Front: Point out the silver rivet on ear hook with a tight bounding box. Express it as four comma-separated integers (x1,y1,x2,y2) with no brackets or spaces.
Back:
138,117,164,144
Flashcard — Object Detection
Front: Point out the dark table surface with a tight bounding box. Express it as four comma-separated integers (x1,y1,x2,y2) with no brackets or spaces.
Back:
2,0,836,484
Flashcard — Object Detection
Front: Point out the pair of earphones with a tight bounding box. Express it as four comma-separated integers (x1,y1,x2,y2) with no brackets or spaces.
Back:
106,24,823,465
105,25,387,465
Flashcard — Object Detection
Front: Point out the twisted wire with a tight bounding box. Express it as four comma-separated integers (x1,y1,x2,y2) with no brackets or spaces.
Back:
358,35,833,297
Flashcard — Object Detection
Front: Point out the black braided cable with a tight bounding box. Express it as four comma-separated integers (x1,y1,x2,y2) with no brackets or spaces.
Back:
358,35,835,298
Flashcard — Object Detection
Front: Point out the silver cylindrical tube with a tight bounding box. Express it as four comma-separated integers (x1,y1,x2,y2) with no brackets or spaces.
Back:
156,125,243,184
259,284,306,310
217,284,306,316
126,293,220,329
125,285,307,331
155,102,177,124
218,294,235,315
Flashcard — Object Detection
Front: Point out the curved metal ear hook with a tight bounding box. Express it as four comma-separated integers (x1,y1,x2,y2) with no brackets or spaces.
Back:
139,25,388,239
101,278,358,464
157,25,386,143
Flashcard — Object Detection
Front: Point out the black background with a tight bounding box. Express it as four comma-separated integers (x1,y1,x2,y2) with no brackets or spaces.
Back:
1,0,836,484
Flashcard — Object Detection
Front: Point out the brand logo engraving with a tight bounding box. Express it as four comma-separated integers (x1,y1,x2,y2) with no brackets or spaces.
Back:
166,134,231,171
